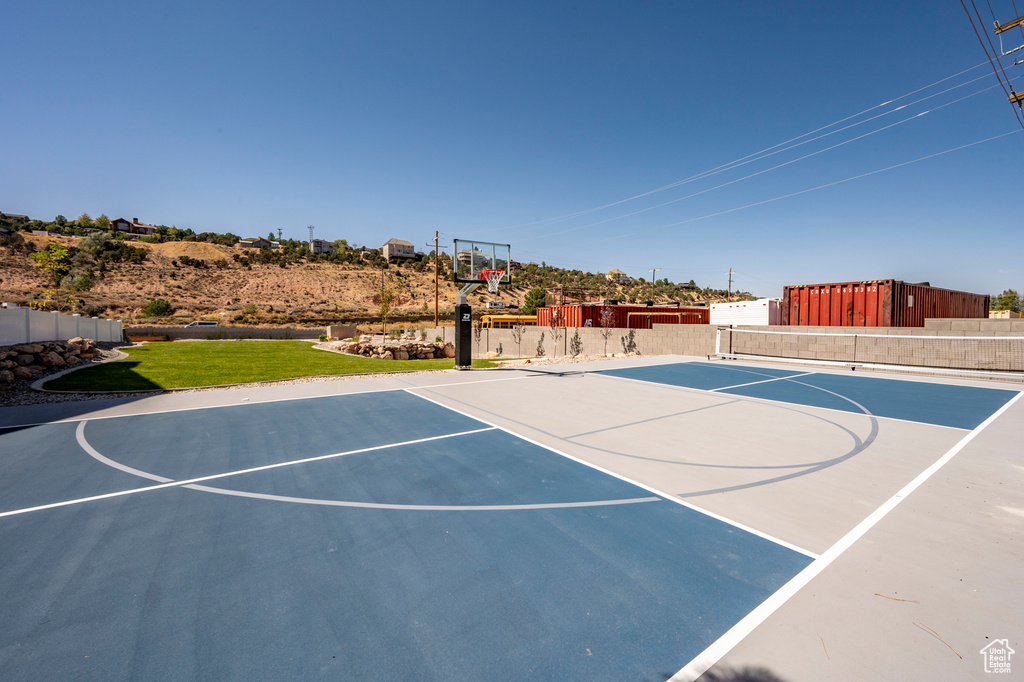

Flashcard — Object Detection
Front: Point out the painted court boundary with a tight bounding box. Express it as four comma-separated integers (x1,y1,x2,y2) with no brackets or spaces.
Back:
669,389,1023,681
407,388,819,559
594,363,983,431
0,425,489,519
0,371,543,431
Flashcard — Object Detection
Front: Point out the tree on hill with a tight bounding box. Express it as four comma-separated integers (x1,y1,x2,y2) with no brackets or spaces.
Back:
991,289,1021,313
31,243,77,285
522,287,547,315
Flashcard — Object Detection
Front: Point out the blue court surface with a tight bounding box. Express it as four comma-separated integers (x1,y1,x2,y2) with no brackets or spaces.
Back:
1,360,1021,682
597,361,1019,430
0,390,812,681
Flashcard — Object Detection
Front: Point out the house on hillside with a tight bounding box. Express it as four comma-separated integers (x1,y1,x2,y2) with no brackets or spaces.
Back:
383,238,417,263
239,237,280,249
310,239,336,255
111,218,156,237
606,269,631,284
1,213,30,223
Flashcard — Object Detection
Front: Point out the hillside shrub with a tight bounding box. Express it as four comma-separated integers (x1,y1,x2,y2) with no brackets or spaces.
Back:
142,298,173,317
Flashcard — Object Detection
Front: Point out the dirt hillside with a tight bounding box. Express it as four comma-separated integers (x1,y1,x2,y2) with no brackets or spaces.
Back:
1,235,525,325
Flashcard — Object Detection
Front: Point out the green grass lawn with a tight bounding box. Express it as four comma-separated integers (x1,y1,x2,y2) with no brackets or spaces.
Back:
43,340,498,391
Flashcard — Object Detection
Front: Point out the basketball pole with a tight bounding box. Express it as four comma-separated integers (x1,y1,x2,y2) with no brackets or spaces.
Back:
455,283,480,370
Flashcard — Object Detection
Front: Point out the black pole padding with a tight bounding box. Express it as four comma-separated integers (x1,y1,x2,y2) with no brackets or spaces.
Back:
455,303,473,369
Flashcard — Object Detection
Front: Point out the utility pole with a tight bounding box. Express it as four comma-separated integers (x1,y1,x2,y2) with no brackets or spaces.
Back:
994,13,1024,106
650,268,658,302
426,231,449,327
277,228,282,240
727,268,733,301
433,231,439,326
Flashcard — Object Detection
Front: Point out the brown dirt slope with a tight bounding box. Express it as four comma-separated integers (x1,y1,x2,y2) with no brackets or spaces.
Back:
0,235,524,323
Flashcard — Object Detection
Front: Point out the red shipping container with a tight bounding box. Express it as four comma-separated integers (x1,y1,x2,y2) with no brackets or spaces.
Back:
782,280,989,327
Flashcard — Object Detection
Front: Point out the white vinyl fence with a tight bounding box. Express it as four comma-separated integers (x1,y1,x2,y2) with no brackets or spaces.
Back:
0,308,123,345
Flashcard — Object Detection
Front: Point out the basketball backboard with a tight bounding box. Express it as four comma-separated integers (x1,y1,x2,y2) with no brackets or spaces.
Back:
452,239,511,286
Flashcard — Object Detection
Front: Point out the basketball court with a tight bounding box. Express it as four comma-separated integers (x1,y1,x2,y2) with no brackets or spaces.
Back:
1,356,1021,680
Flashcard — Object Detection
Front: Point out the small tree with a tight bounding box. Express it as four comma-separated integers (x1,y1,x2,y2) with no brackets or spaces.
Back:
549,310,563,357
379,288,393,334
535,331,546,357
510,320,526,357
599,306,614,355
473,318,483,354
31,243,75,285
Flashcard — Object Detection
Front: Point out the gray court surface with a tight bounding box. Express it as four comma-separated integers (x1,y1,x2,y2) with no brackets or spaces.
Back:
1,355,1022,681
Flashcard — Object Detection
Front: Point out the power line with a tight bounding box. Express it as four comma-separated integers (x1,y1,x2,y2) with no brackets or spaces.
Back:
484,62,993,235
543,83,1010,239
594,129,1022,243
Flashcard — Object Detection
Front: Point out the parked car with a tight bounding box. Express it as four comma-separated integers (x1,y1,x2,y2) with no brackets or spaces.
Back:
185,321,219,327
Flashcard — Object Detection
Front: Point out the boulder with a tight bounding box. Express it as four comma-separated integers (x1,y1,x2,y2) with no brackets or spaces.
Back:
42,351,67,367
66,356,82,365
395,350,410,361
0,369,13,384
68,337,97,353
15,354,35,366
13,343,45,354
12,366,33,380
444,344,456,359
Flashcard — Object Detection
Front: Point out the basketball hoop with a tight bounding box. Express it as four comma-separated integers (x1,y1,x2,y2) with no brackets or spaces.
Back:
481,269,505,294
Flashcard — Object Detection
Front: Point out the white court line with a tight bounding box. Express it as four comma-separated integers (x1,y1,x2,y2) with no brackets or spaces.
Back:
669,389,1023,682
0,372,541,430
593,368,979,432
0,424,496,519
405,388,820,560
709,372,814,392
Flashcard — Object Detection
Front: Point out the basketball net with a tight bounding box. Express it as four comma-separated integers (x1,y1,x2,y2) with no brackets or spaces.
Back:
483,269,505,294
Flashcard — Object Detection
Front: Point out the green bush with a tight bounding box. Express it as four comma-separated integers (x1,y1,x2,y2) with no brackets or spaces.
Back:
318,334,328,342
141,298,173,317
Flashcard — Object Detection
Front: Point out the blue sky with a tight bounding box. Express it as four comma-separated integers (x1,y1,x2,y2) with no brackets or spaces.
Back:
3,1,1023,297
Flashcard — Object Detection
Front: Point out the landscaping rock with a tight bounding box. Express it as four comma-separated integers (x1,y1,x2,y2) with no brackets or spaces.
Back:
42,351,67,367
320,339,455,361
0,337,101,388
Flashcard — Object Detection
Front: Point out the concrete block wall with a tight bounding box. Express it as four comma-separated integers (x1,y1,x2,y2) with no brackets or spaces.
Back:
925,318,1024,334
425,324,719,359
423,321,1023,371
725,323,1024,371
